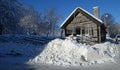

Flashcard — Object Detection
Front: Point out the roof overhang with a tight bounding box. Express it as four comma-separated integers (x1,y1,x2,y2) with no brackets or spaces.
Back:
60,7,103,29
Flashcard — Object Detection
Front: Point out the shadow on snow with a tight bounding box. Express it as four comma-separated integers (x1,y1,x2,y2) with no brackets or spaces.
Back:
0,34,55,64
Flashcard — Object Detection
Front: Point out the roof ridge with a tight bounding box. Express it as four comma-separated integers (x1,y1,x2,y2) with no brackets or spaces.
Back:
60,7,103,28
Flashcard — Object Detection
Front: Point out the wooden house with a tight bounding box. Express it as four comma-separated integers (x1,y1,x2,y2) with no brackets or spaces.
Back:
60,7,106,43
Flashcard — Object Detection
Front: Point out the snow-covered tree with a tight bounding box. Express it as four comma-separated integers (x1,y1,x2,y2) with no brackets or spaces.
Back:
101,13,119,37
44,8,61,36
0,0,26,34
0,0,62,36
19,6,42,35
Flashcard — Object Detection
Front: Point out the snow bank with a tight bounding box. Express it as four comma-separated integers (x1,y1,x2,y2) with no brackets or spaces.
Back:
87,42,118,64
0,35,119,66
29,37,119,66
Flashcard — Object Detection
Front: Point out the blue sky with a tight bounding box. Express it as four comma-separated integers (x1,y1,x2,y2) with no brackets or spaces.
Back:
19,0,120,25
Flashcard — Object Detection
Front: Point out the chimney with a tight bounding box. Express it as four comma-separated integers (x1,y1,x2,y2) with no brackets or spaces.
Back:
93,6,99,18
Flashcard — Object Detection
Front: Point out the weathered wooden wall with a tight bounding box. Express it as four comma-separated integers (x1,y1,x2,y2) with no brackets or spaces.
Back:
65,13,100,42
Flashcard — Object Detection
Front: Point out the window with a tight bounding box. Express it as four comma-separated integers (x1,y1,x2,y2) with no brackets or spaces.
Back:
76,26,86,35
91,27,94,37
66,30,72,34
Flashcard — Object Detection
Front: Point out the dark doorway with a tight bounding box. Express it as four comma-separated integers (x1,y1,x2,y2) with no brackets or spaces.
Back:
76,27,80,34
82,29,85,34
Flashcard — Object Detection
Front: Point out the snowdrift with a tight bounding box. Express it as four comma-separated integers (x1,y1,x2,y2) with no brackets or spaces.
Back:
0,35,119,66
29,37,119,66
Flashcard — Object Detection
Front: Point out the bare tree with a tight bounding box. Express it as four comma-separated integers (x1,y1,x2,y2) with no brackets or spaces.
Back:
44,8,61,36
0,1,62,36
101,13,120,37
19,6,42,35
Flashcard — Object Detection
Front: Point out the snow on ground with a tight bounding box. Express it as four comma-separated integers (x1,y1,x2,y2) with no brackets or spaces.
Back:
0,35,119,67
0,35,120,70
29,36,119,66
0,35,51,64
0,42,42,57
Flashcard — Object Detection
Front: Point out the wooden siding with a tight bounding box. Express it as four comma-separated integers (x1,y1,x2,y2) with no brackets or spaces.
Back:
65,13,100,42
61,8,106,43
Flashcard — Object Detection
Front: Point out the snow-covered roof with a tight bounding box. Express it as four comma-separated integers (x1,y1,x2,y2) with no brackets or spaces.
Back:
60,7,103,28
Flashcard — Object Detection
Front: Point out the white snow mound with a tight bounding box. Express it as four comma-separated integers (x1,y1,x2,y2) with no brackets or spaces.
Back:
29,37,119,66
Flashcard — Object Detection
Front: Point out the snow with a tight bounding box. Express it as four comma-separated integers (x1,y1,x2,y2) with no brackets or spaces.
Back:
29,36,119,66
0,35,120,70
0,34,51,63
0,42,42,57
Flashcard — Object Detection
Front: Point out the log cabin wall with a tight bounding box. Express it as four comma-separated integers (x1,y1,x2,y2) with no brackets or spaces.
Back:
61,7,106,43
65,13,99,42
